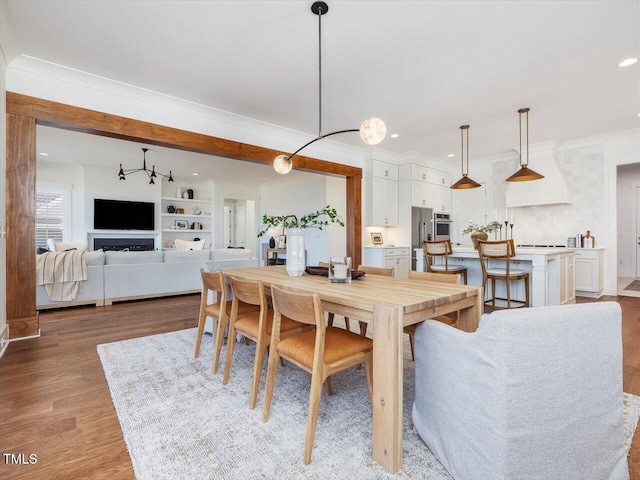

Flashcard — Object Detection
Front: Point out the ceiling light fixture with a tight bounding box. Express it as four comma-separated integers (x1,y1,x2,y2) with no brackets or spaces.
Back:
447,154,455,158
118,148,174,185
618,58,638,68
390,134,399,138
39,152,49,156
506,107,544,182
450,125,481,189
273,2,386,174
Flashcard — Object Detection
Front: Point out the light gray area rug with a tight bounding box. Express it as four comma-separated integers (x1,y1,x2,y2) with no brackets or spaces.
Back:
98,328,640,480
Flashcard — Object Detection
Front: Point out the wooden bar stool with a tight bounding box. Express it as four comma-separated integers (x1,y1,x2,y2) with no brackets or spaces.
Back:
194,269,259,374
477,239,530,309
262,285,373,465
423,239,468,285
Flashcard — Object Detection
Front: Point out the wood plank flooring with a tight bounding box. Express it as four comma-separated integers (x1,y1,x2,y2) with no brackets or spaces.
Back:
1,294,640,479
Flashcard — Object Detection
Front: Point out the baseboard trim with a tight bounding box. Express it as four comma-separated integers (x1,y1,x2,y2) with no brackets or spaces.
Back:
7,329,41,342
0,324,9,359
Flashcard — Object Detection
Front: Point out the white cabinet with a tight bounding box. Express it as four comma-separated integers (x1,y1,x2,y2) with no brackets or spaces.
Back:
433,185,451,213
574,248,604,298
559,252,576,305
365,160,398,227
362,247,410,278
411,181,434,208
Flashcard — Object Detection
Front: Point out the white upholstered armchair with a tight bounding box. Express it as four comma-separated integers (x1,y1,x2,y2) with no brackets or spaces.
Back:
412,302,628,480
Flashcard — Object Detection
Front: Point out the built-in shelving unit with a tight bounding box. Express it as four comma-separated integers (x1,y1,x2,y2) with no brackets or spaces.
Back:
160,182,214,248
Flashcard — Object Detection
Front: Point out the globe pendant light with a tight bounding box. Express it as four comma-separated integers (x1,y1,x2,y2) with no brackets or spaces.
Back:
118,148,174,185
273,1,386,174
451,125,481,189
506,107,544,182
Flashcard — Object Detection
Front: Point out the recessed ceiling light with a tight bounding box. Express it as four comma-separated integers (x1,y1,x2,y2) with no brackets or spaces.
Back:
447,154,455,158
390,134,399,138
192,173,199,176
39,152,49,156
618,58,638,68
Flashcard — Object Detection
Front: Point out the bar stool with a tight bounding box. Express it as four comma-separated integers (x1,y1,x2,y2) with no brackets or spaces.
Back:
422,239,468,285
477,239,530,309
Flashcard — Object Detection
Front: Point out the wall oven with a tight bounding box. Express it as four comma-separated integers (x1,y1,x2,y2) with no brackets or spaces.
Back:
433,213,452,241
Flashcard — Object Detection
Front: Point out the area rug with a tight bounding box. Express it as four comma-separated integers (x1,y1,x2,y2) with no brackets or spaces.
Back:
98,329,640,480
624,280,640,291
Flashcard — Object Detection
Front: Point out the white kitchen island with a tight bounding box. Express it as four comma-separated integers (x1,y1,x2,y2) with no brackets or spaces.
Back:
415,247,576,307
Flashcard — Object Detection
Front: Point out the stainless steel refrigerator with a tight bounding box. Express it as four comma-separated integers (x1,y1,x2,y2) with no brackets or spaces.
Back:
411,207,433,270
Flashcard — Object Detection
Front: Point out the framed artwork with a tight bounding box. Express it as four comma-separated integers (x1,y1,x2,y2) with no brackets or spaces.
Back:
277,235,286,249
175,220,188,229
370,232,383,245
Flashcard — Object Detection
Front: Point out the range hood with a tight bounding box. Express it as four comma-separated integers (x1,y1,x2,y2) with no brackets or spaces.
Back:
505,140,572,207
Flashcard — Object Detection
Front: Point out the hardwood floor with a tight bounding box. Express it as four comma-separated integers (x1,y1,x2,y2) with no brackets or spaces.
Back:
1,294,640,478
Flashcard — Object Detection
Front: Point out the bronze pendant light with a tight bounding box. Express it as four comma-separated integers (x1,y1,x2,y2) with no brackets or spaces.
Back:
451,125,481,189
506,107,544,182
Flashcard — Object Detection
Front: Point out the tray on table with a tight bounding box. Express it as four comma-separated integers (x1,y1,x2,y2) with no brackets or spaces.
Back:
305,266,366,280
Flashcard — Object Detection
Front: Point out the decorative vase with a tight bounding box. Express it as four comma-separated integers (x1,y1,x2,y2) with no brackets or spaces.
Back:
269,237,276,248
471,230,488,249
176,187,182,198
187,189,194,199
286,227,306,276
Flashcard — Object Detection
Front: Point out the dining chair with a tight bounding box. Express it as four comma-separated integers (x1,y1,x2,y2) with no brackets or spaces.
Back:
195,269,259,373
262,284,373,465
422,239,468,284
404,270,461,360
353,264,395,337
477,239,530,309
222,276,313,409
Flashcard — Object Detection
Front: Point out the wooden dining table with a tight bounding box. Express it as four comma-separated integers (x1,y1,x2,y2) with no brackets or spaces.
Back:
221,265,483,473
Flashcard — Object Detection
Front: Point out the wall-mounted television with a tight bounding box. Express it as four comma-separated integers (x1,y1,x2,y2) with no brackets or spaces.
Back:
94,198,155,230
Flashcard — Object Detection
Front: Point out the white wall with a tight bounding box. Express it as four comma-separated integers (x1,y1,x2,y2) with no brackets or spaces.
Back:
0,38,8,349
259,173,347,266
617,164,640,278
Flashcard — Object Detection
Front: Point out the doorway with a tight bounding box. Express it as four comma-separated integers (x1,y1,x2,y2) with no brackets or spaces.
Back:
223,199,255,250
616,164,640,297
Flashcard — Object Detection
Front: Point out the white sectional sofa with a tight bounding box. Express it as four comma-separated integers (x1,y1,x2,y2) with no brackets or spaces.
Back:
36,248,258,310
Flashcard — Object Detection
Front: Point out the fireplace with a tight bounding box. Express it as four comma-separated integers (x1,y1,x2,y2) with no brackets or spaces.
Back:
93,238,155,252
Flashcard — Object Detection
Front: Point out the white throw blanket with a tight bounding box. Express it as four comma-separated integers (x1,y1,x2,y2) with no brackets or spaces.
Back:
36,250,88,301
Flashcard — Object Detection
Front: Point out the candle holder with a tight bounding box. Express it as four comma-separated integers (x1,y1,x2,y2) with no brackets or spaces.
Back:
498,224,503,240
509,223,514,239
504,221,509,240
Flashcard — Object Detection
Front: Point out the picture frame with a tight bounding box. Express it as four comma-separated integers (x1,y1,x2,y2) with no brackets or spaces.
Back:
370,232,384,245
277,235,286,249
175,220,188,229
175,208,185,214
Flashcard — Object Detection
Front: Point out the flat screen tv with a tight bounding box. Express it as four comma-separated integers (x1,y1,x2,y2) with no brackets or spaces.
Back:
94,198,155,230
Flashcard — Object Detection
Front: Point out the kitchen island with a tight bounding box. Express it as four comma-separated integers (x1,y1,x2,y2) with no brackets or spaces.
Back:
415,246,576,307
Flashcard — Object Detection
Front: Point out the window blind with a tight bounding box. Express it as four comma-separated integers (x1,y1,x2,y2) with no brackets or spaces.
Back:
36,191,65,249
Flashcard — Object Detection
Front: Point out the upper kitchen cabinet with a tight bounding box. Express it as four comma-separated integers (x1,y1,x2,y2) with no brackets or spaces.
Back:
365,159,399,226
401,164,452,212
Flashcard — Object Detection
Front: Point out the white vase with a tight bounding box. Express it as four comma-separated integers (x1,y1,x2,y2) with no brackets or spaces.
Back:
286,228,306,276
176,187,182,198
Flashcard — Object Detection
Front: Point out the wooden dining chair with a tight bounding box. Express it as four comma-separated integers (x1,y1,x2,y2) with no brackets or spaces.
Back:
423,239,468,284
404,270,461,360
195,269,259,374
222,277,313,409
354,265,395,337
262,284,373,465
477,239,530,309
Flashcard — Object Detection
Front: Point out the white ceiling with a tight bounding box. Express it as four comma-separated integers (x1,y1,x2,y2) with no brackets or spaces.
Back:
4,0,640,177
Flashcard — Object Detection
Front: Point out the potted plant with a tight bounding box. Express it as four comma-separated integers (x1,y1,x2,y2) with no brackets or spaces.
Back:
258,205,345,276
461,220,502,249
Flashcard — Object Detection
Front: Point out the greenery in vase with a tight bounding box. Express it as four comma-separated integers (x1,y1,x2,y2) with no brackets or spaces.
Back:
461,219,502,235
257,205,345,237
